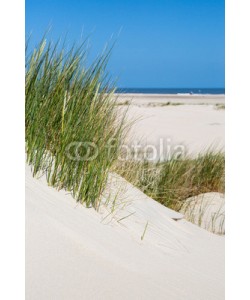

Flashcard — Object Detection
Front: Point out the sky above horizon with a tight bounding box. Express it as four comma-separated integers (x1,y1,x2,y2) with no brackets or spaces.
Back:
26,0,225,88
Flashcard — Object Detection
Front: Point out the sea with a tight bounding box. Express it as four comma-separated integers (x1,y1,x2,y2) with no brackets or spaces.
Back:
115,88,225,95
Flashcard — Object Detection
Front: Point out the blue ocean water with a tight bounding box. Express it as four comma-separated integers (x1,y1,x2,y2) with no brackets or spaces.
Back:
115,88,225,95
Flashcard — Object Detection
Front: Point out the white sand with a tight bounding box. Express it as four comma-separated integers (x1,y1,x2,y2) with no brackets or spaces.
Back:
26,165,224,299
117,94,225,157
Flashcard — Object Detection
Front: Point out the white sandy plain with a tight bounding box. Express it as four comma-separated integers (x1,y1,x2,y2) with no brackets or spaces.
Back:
117,94,225,157
26,165,224,300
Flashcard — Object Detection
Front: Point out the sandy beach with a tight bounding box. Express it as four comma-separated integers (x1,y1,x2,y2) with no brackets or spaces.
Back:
117,93,225,157
26,92,225,299
116,93,225,106
22,1,227,298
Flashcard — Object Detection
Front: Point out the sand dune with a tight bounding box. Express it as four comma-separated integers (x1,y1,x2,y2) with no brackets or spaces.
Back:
26,165,224,299
181,192,225,235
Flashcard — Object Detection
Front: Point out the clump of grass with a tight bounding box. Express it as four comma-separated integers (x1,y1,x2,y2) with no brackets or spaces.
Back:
215,103,225,110
147,102,183,107
117,100,130,106
26,35,128,209
114,151,225,212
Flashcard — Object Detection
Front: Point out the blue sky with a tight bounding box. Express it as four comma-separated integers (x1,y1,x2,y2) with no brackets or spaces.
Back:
26,0,225,88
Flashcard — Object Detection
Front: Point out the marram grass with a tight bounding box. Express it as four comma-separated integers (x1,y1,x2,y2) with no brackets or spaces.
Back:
114,151,225,211
26,36,128,209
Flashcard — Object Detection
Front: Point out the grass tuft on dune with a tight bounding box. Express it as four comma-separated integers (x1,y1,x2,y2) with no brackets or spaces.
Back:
25,35,225,222
25,36,128,209
114,151,225,212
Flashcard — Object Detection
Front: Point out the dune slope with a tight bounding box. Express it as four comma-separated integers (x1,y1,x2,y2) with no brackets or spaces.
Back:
26,165,224,300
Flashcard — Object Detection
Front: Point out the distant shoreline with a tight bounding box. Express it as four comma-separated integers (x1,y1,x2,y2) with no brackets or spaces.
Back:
115,88,225,95
115,93,225,106
115,93,225,97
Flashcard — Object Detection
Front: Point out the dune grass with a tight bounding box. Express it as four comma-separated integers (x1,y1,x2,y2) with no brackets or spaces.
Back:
114,151,225,212
25,36,128,209
25,34,224,219
215,103,225,110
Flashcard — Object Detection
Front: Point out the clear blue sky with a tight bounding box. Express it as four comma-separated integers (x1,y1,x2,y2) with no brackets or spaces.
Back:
26,0,225,88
